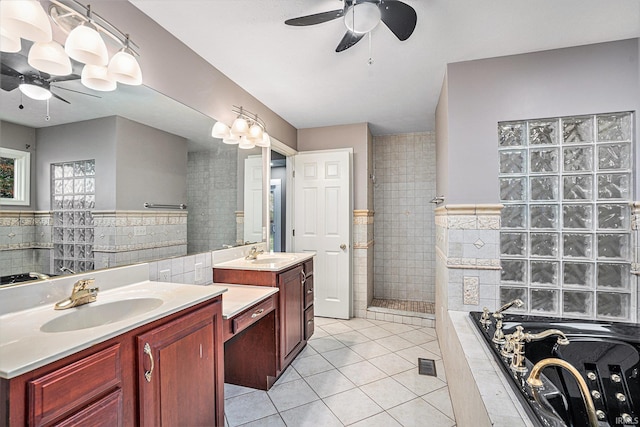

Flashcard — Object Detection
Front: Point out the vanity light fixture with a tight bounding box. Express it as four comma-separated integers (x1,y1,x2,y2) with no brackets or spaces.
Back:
28,40,72,75
1,27,22,53
211,106,271,149
0,0,52,43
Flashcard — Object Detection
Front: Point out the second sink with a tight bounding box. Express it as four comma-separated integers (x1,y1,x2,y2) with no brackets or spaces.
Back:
40,298,164,333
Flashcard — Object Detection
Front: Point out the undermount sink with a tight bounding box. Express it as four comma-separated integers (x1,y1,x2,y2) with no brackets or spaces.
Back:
251,256,296,264
40,298,164,333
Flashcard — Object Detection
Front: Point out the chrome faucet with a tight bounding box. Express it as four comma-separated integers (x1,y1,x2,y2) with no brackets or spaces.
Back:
505,326,569,373
527,358,598,427
492,299,524,344
245,246,264,260
28,272,50,280
54,278,99,310
60,266,77,275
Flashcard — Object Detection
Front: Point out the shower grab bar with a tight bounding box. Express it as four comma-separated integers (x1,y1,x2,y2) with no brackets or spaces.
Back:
144,202,187,210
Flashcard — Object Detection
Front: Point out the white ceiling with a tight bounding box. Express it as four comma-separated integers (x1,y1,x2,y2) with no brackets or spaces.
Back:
129,0,640,136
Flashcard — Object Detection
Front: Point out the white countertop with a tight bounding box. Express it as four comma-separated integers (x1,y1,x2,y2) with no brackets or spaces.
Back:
0,281,227,379
213,252,315,272
220,284,279,319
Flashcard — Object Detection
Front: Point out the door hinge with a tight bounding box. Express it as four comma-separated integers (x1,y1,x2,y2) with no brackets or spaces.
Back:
292,170,295,178
292,229,295,237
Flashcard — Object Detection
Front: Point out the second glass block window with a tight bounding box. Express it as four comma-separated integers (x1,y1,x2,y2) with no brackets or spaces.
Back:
499,112,633,320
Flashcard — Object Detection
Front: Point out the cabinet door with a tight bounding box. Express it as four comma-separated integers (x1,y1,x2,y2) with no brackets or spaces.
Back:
137,301,223,427
278,266,304,367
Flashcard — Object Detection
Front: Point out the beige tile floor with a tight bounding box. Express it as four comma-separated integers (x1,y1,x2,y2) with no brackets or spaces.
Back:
224,317,456,427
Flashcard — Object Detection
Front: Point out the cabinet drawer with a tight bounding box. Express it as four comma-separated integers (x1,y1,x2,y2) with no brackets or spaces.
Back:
29,344,121,426
304,306,314,340
55,389,123,427
304,275,314,309
233,296,276,335
303,259,313,277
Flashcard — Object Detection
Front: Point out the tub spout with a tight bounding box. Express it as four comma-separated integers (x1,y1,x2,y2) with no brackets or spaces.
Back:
527,358,598,427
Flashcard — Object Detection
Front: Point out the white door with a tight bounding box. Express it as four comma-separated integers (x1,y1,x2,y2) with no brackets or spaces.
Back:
244,155,263,243
293,150,352,319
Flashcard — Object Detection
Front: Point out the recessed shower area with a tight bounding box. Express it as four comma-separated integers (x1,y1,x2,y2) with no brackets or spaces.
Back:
370,132,437,317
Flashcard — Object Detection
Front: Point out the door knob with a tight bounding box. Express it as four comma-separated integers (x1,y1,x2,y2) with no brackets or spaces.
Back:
340,244,347,250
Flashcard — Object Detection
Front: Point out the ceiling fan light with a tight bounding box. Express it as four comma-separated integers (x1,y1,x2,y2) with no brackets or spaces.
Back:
0,28,21,53
81,64,116,91
28,41,72,75
238,136,256,150
248,123,263,141
255,132,271,148
212,121,231,139
0,0,52,42
65,23,108,66
19,83,52,100
231,117,249,137
344,3,381,34
107,49,143,85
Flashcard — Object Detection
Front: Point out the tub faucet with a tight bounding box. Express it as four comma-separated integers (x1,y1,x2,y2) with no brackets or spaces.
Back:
245,246,264,260
506,326,569,374
28,272,50,280
527,358,598,427
492,299,524,344
60,266,76,275
54,278,99,310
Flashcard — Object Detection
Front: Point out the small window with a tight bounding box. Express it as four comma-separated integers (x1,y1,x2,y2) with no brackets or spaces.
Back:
0,147,30,206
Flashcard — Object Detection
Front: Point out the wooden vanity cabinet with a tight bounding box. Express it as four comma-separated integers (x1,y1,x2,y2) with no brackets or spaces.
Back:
214,257,314,375
0,297,223,427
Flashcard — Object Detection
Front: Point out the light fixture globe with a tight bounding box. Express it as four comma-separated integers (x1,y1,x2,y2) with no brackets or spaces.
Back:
255,132,271,148
231,117,249,137
28,41,72,75
211,121,231,139
238,136,256,150
248,123,264,141
0,28,21,53
19,83,51,100
344,2,381,34
81,64,116,91
0,0,52,42
222,132,240,145
65,24,108,66
107,49,142,85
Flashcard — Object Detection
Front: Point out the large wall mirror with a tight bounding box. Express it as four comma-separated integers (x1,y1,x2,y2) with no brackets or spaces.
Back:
0,44,264,286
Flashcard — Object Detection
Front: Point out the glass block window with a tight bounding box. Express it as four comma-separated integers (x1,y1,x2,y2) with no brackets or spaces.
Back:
51,160,95,273
498,112,634,320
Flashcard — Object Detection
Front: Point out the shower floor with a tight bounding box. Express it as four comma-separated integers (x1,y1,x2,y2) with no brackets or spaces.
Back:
369,298,435,315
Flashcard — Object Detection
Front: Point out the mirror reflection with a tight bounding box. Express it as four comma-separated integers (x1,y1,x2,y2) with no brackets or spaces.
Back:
0,47,262,286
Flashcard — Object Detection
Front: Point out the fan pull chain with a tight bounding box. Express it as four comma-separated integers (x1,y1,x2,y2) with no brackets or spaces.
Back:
368,31,373,65
45,99,50,121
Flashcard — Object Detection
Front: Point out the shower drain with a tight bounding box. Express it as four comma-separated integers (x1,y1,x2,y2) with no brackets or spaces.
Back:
418,358,437,376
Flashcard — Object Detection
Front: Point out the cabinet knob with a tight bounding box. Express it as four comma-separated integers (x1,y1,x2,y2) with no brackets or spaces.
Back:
340,244,347,250
143,342,155,382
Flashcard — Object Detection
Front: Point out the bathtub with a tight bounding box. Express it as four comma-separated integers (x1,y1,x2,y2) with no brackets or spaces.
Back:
470,311,639,427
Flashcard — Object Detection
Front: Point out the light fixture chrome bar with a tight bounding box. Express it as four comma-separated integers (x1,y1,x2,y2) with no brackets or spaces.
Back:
232,105,267,131
49,0,140,55
144,202,187,210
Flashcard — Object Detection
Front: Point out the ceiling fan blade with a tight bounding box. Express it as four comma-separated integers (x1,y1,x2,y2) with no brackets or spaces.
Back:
335,31,365,52
51,91,71,104
285,9,344,26
380,0,417,41
0,73,21,91
52,85,101,98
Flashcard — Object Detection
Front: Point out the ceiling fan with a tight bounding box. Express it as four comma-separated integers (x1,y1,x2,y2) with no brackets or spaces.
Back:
285,0,417,52
0,45,96,105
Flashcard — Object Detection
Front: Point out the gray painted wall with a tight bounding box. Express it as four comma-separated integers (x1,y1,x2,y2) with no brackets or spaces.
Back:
298,123,372,210
115,117,187,210
439,38,639,204
36,117,117,210
0,121,36,210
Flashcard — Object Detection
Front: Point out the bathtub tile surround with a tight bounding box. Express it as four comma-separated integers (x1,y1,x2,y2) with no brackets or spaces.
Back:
498,112,636,322
372,132,436,306
92,210,187,270
0,211,53,276
435,204,503,316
